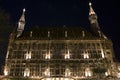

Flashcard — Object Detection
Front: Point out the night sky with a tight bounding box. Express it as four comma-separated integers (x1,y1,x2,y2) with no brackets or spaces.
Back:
0,0,120,73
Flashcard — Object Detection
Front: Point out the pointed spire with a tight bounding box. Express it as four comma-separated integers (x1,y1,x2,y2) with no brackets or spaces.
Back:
89,2,96,15
89,3,107,39
89,2,100,37
17,8,26,37
89,2,98,24
20,8,25,21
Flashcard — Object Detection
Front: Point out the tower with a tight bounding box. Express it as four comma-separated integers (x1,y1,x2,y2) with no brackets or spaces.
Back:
17,8,25,37
89,2,106,38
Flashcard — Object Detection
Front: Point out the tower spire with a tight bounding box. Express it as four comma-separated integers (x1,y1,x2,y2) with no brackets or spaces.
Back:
89,2,107,39
17,8,26,37
89,2,96,15
89,2,98,25
89,2,100,36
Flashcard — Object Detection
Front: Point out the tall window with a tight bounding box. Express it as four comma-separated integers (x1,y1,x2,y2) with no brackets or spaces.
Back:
84,54,89,59
101,49,105,58
45,51,51,59
24,68,30,77
65,68,71,76
4,66,9,76
44,67,50,76
85,68,92,77
65,49,70,59
25,51,31,60
83,50,89,59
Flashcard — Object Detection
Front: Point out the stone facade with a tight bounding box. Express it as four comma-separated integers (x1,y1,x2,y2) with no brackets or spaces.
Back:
3,2,118,80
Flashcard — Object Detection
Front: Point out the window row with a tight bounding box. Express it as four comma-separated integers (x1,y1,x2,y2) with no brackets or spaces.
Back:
7,67,92,77
12,42,110,50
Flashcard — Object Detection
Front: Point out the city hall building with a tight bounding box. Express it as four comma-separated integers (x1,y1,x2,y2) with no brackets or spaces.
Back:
3,3,119,80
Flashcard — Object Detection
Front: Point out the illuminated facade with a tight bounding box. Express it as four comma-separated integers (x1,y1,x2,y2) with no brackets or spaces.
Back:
3,2,118,80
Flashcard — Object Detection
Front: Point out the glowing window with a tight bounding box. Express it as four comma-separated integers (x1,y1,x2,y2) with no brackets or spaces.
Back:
65,50,70,59
25,51,31,60
85,68,92,77
45,51,51,59
118,66,120,71
65,68,71,76
83,50,89,59
45,67,50,76
4,66,8,76
84,53,89,59
117,73,120,78
105,72,108,76
24,68,30,77
101,49,105,58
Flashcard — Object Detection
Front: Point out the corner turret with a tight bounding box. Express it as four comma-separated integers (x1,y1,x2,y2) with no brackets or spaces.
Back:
89,2,107,39
17,8,25,37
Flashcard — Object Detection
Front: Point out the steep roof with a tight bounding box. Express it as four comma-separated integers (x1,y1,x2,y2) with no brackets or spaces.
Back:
15,26,101,40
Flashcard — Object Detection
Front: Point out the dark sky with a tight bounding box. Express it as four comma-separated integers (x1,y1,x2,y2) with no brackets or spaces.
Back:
0,0,120,72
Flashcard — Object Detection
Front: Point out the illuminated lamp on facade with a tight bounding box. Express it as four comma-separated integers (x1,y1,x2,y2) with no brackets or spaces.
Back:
45,67,50,76
65,68,71,76
117,72,120,78
65,49,70,59
83,50,89,59
24,68,30,77
85,68,92,77
118,66,120,71
101,49,105,58
25,51,31,60
45,51,51,59
83,53,89,59
105,72,108,76
4,66,9,76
